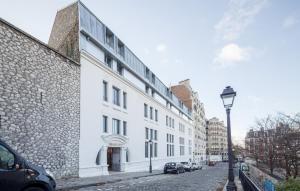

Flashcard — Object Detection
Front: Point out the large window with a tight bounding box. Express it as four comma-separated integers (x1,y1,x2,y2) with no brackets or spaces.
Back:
167,134,174,157
105,54,113,68
112,119,120,134
145,127,158,158
179,137,185,156
105,28,114,48
103,115,108,133
150,107,153,120
123,121,127,136
113,87,120,106
123,92,127,109
103,81,108,101
0,145,14,170
144,104,148,118
117,62,123,76
155,109,158,122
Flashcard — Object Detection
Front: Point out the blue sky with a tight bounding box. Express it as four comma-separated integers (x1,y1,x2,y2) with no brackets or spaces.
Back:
1,0,299,145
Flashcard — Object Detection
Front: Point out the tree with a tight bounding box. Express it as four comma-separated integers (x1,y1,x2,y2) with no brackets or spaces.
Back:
277,113,300,179
255,115,278,175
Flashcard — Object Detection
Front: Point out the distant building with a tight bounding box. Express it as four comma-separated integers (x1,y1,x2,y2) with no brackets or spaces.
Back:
207,117,227,161
171,79,207,163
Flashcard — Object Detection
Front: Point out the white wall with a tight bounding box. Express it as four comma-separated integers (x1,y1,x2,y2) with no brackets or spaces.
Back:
79,51,193,177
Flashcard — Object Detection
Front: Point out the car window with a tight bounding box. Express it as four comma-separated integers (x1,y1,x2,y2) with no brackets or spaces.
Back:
0,145,15,170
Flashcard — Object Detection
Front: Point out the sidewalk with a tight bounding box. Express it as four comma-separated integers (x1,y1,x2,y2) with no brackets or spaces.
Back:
56,170,163,191
223,177,243,191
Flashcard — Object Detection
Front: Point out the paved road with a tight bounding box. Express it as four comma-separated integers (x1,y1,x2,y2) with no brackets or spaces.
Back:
71,163,228,191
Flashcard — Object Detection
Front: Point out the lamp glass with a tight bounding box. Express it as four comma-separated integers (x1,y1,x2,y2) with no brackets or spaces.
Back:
221,94,235,109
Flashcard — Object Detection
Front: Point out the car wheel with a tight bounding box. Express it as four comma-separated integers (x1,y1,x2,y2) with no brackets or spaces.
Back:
164,170,167,174
24,187,45,191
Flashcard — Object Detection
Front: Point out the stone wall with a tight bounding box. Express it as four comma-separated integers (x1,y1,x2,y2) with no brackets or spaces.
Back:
48,2,80,62
0,19,80,178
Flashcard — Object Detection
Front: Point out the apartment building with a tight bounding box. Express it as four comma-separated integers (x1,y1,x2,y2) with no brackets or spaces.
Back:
170,80,207,163
207,117,227,161
48,2,193,177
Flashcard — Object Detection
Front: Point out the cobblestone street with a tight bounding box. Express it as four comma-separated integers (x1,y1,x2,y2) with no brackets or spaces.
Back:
71,163,227,191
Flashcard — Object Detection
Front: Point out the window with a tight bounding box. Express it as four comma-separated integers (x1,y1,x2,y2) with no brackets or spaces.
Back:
167,134,175,157
123,121,127,136
154,143,157,157
151,73,155,84
145,142,148,158
155,109,158,122
150,107,153,120
0,145,14,170
166,116,168,126
123,92,127,109
144,104,148,118
172,119,174,128
154,130,157,140
117,62,123,75
169,118,171,127
117,40,125,57
145,127,149,139
103,81,108,101
150,129,153,140
105,54,113,68
113,87,120,106
106,28,114,48
179,137,185,156
112,119,120,134
103,115,108,133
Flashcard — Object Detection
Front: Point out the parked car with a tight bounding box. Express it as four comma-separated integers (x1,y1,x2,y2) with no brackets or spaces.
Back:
180,162,192,172
208,161,216,166
164,162,185,174
0,139,56,191
191,162,202,170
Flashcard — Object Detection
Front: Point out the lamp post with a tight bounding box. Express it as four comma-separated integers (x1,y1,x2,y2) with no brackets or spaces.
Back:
220,86,237,191
149,139,153,173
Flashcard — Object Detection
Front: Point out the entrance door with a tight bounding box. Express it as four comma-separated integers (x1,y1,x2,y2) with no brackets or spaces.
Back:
107,147,120,171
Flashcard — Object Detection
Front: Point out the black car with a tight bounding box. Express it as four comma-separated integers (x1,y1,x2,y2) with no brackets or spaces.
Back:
164,162,185,174
0,139,56,191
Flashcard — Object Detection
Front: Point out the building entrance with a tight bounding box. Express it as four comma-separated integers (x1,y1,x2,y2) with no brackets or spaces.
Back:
107,147,121,171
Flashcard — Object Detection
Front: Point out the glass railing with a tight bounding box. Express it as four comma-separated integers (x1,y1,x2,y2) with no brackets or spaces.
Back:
79,2,191,118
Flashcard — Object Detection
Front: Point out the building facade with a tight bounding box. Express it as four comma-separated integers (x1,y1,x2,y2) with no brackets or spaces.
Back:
170,80,207,163
49,2,193,177
207,117,227,161
0,18,80,178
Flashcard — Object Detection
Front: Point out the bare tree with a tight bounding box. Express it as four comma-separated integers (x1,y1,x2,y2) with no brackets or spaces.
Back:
277,113,300,179
255,115,278,175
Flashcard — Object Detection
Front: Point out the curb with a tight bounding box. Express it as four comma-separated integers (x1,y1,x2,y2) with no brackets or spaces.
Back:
56,172,164,191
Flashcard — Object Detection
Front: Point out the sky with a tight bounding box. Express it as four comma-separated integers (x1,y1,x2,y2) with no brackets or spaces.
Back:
1,0,300,145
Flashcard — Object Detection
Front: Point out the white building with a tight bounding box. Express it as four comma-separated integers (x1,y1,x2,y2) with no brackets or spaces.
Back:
170,80,207,164
207,117,227,161
49,1,193,177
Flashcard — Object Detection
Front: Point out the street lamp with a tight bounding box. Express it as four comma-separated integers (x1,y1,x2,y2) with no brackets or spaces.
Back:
221,86,237,191
148,139,153,173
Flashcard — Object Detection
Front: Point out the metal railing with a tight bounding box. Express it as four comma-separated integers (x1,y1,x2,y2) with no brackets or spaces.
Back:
239,169,261,191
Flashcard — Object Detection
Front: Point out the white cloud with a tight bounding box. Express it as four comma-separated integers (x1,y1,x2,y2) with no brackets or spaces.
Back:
156,43,167,52
214,43,251,67
282,15,298,28
215,0,268,41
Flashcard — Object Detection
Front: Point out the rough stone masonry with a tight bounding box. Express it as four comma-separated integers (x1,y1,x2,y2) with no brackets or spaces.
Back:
0,18,80,178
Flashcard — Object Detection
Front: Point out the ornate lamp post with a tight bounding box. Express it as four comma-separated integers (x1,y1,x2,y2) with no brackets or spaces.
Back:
149,139,153,173
221,86,237,191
